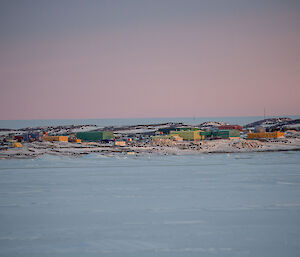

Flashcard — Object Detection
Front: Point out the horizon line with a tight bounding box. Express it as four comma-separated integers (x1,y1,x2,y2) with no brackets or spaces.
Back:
1,114,299,122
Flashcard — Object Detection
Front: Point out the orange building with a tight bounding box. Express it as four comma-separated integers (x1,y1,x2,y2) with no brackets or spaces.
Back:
114,141,126,146
43,136,69,142
247,131,284,139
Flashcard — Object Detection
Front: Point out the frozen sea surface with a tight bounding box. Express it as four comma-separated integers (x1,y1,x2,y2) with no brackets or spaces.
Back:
0,152,300,257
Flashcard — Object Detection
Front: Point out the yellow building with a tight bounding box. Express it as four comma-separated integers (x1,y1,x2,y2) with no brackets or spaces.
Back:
43,136,69,142
171,135,183,141
247,131,284,139
170,130,204,141
152,135,183,143
12,142,22,147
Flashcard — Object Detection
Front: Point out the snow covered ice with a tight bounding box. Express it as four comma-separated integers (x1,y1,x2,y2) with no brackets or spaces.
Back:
0,152,300,256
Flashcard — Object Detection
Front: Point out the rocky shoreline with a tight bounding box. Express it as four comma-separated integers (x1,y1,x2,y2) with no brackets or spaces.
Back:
1,137,300,159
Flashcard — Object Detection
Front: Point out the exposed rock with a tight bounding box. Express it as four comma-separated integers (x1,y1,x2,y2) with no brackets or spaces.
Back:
232,140,264,149
254,126,266,133
197,121,228,129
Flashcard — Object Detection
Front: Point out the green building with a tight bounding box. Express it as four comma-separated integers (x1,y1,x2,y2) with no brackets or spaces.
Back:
200,131,212,137
212,130,240,139
76,131,114,142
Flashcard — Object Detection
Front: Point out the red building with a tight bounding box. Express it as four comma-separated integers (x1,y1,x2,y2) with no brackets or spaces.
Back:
218,125,243,131
14,135,23,142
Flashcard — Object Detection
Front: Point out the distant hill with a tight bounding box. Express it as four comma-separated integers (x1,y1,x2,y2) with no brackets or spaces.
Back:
244,118,292,128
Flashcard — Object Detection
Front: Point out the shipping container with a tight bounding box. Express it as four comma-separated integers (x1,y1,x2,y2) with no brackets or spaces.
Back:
76,131,114,142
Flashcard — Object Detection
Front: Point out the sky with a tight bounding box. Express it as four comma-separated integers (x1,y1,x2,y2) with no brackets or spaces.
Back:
0,0,299,120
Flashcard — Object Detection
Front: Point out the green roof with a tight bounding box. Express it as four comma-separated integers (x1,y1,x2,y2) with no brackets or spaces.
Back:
76,131,114,141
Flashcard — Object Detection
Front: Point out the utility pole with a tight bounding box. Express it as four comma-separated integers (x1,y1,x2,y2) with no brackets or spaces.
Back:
264,107,266,120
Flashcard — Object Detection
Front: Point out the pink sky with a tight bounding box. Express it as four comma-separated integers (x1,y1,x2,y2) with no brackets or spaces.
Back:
0,1,299,120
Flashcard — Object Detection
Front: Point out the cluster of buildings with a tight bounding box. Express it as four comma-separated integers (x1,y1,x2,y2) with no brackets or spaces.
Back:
152,124,285,143
13,132,77,144
6,123,285,148
8,130,115,148
154,127,240,142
